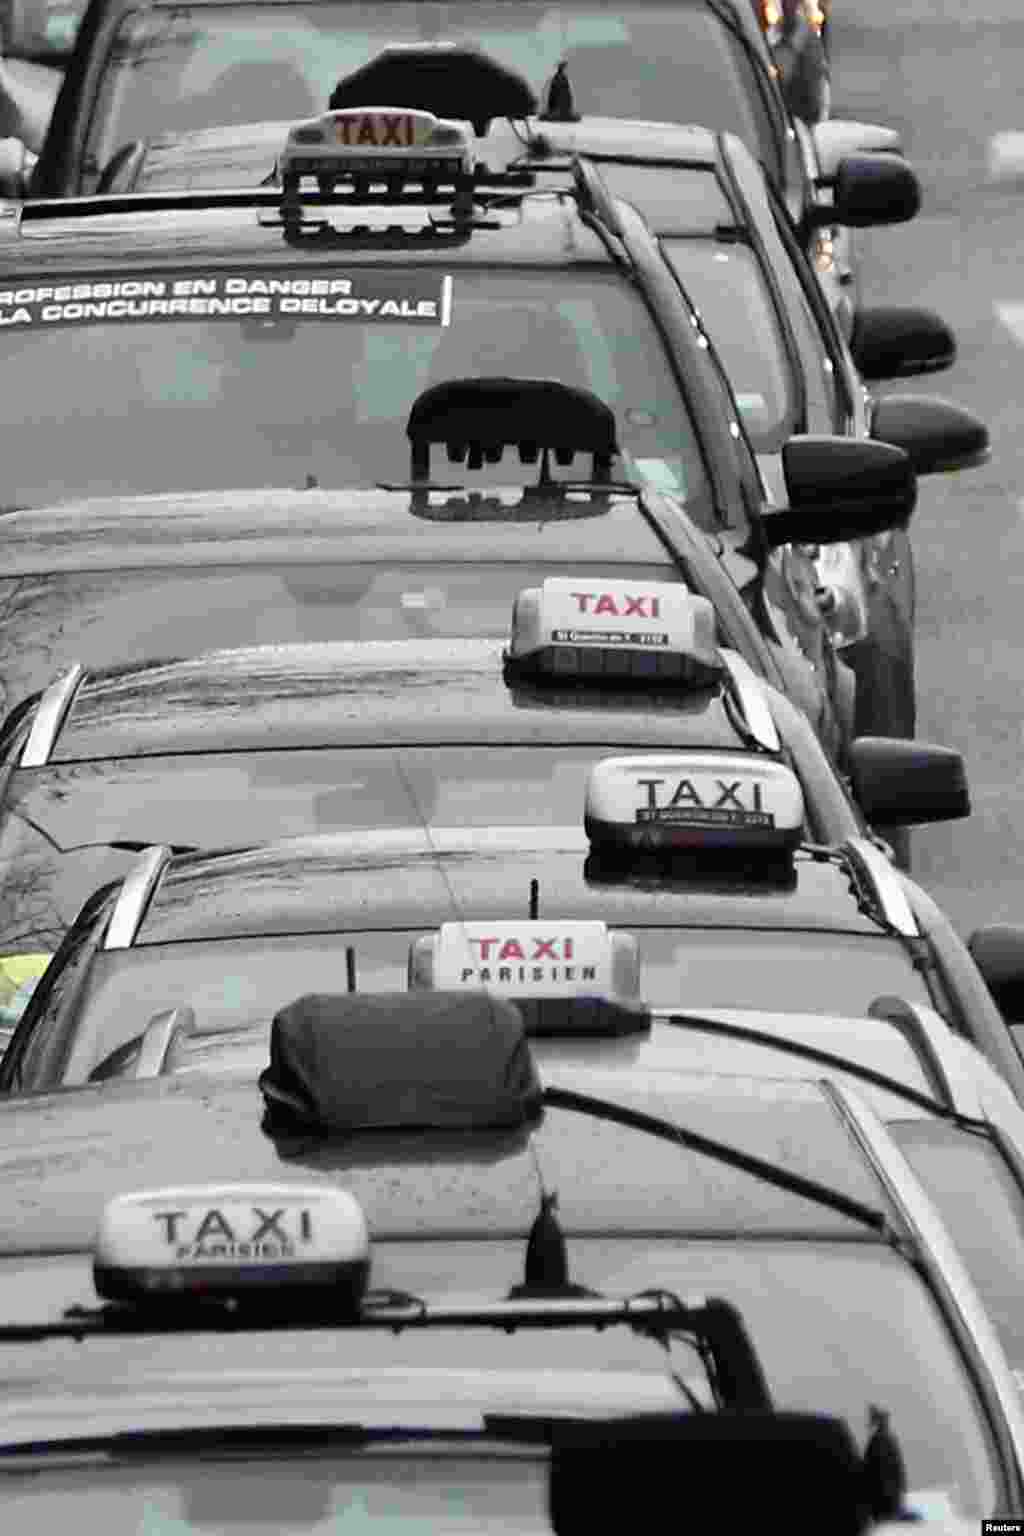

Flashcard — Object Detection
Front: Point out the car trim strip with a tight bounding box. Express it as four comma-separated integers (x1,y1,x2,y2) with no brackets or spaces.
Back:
19,663,85,768
828,1080,1024,1505
133,1005,195,1078
104,846,174,951
716,649,780,751
841,836,919,937
865,996,974,1115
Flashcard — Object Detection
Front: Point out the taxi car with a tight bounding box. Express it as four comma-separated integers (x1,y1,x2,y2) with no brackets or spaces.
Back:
0,707,1010,1104
0,574,955,970
27,0,834,223
0,998,1018,1527
0,103,923,756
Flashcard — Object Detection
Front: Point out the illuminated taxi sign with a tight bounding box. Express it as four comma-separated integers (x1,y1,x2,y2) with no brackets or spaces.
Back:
94,1184,370,1309
409,919,640,999
585,754,805,853
507,578,723,684
280,107,474,184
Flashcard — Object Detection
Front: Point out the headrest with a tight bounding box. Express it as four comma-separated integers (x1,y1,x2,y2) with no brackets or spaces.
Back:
259,991,542,1135
406,378,619,474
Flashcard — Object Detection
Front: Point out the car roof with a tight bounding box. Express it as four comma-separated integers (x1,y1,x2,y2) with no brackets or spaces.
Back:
0,190,612,273
125,113,724,199
110,828,888,945
33,638,752,762
0,486,679,577
0,1062,892,1256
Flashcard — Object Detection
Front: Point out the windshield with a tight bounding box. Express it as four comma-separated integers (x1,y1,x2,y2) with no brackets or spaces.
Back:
0,558,690,718
888,1120,1024,1373
663,240,794,448
85,2,779,182
0,269,709,512
33,927,933,1087
0,1240,1001,1520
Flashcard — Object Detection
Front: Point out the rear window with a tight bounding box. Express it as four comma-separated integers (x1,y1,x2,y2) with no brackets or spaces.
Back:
86,3,779,181
0,558,683,717
0,270,710,515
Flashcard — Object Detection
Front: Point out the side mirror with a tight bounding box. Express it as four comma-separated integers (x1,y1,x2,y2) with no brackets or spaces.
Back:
813,119,904,180
968,927,1024,1029
848,738,970,827
812,153,921,230
761,436,916,550
851,306,956,382
870,395,990,476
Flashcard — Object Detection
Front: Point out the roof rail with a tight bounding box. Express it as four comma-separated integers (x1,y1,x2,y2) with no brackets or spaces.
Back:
104,845,174,951
866,996,969,1114
20,662,84,768
715,649,779,752
133,1005,196,1079
840,836,918,938
572,157,625,239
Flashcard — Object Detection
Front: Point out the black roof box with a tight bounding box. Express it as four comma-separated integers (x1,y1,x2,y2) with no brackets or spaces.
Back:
260,991,542,1135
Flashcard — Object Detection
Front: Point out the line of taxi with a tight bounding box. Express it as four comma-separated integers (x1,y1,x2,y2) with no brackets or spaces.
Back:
0,7,1018,1532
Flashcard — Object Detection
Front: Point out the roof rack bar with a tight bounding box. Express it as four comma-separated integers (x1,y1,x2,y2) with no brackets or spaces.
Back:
20,663,85,768
841,836,919,938
134,1006,196,1079
104,846,174,952
865,996,973,1115
715,650,779,752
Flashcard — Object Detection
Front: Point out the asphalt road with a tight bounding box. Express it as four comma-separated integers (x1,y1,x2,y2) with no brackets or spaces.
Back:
834,1,1024,931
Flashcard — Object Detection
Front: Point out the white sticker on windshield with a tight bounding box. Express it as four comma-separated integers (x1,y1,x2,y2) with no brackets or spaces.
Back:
735,393,768,413
631,458,684,494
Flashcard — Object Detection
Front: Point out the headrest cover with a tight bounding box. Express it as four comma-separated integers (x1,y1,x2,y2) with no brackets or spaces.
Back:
259,991,542,1135
329,43,538,133
407,378,619,462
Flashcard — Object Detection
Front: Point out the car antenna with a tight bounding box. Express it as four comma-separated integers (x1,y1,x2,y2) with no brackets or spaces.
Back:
345,946,357,993
540,59,581,123
863,1404,907,1521
529,878,539,919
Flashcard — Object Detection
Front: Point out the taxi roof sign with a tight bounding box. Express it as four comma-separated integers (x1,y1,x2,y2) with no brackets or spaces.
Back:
280,107,474,192
507,578,723,685
409,920,646,1037
94,1184,370,1310
585,753,805,854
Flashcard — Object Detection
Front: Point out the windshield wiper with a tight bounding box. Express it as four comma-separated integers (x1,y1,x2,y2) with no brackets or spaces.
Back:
654,1011,981,1125
377,479,642,496
541,1085,894,1236
0,1423,504,1464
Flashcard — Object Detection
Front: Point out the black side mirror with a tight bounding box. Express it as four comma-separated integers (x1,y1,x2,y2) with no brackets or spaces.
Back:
851,306,956,382
968,926,1024,1028
848,737,970,827
811,153,921,230
761,436,916,550
870,395,990,476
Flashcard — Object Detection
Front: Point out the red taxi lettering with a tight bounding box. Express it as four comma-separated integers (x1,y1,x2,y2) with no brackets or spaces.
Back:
472,936,576,962
336,113,415,147
570,592,662,618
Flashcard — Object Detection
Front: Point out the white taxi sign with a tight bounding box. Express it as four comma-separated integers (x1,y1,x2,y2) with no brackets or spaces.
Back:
409,919,639,999
507,578,721,680
585,753,805,853
280,106,474,182
93,1184,370,1305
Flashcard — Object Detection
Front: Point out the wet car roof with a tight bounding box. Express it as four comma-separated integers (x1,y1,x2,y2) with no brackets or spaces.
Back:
42,639,747,762
0,1062,890,1256
0,194,611,273
0,487,678,576
131,829,885,943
